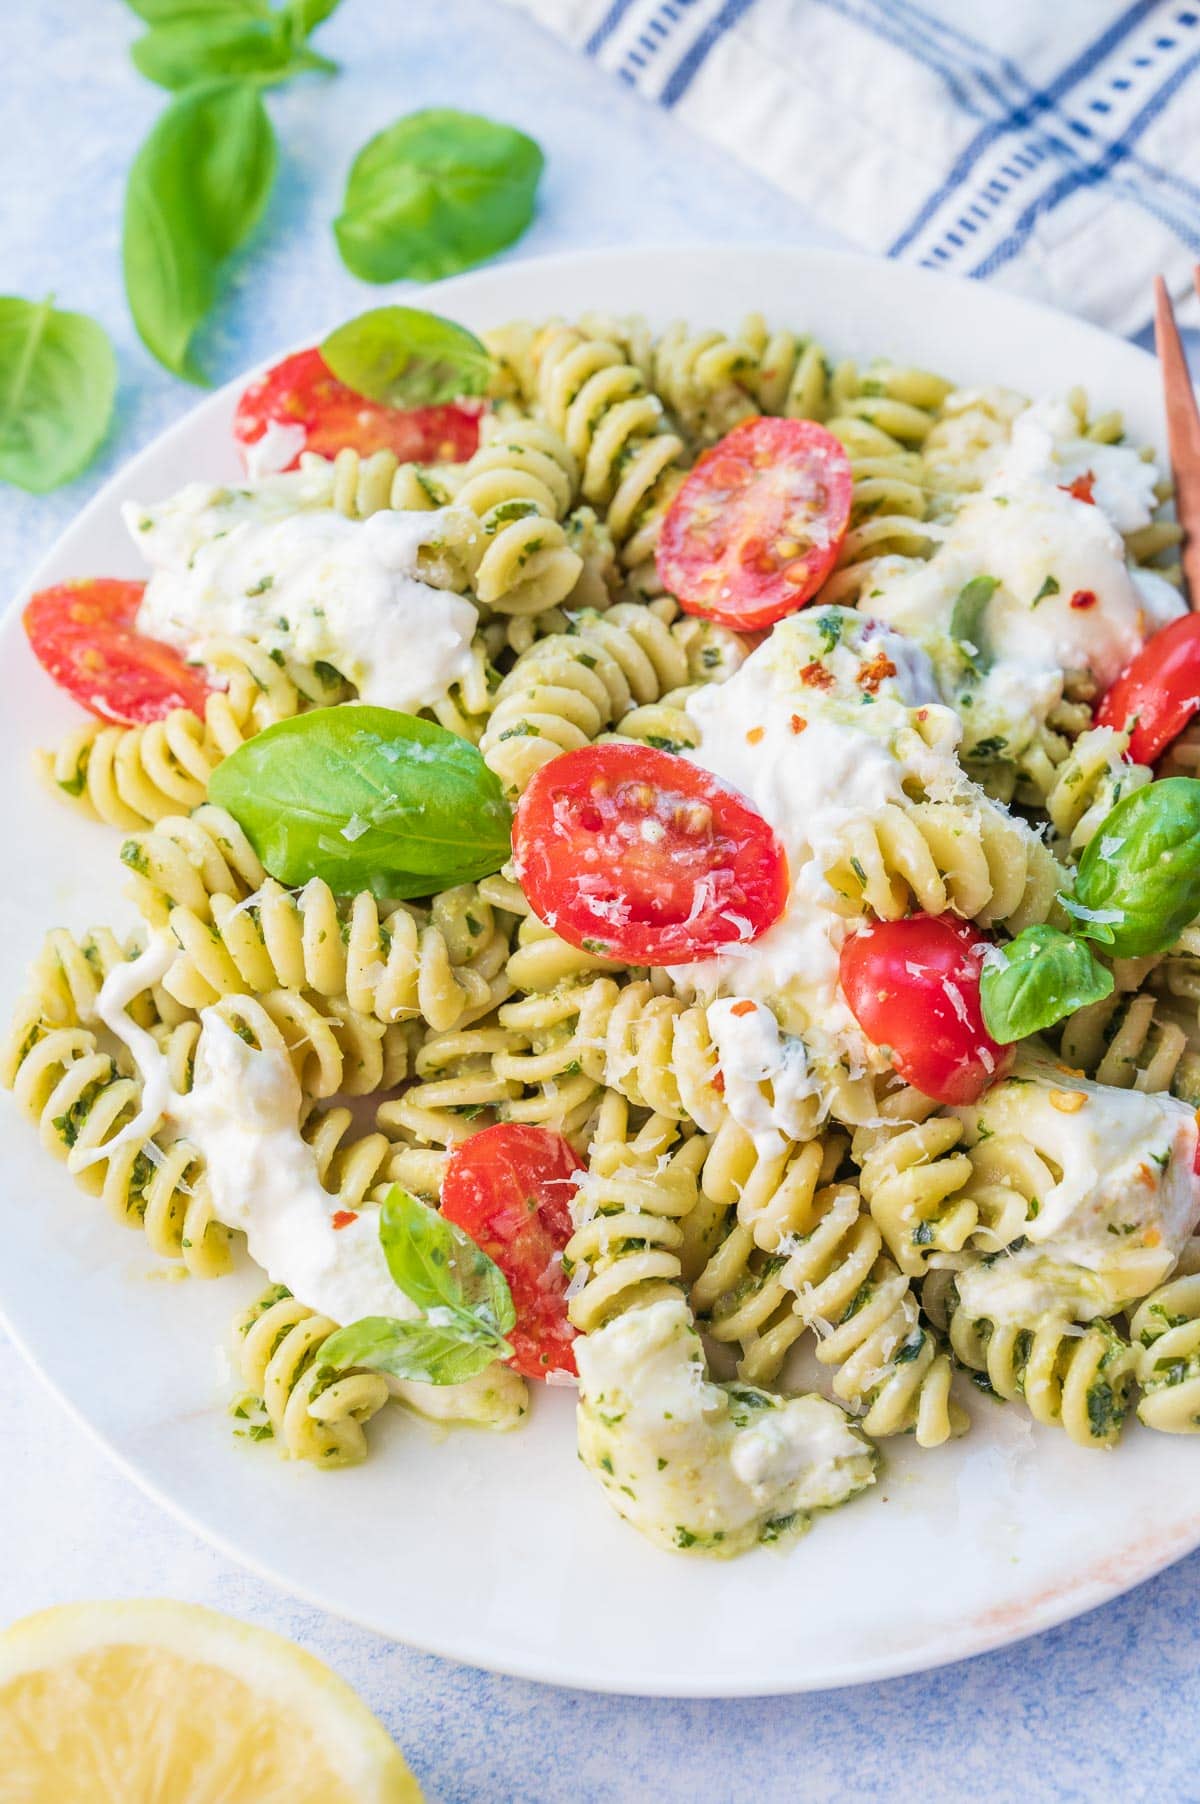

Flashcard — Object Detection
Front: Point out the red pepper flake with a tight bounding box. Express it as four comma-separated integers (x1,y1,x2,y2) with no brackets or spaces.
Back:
332,1210,358,1230
746,726,765,744
712,1070,726,1095
1060,470,1096,505
799,660,835,690
856,651,897,693
731,999,758,1017
790,713,808,734
1069,589,1097,610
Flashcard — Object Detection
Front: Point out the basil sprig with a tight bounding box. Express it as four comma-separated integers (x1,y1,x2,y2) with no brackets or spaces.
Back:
0,297,116,493
949,575,999,678
122,2,339,380
981,924,1113,1045
124,81,278,383
321,1187,515,1386
208,706,512,898
129,2,339,91
983,777,1200,1044
334,108,544,284
321,308,490,409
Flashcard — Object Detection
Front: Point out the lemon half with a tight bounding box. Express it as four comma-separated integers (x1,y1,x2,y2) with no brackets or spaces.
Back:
0,1599,422,1804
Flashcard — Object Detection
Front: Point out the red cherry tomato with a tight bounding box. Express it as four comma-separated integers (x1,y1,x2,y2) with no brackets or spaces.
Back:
839,914,1012,1107
1095,612,1200,765
23,579,212,725
441,1124,581,1379
655,417,853,631
233,347,483,471
512,743,789,966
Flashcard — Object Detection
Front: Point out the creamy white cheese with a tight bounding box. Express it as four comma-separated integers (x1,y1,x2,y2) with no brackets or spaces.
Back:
953,1053,1200,1321
998,398,1162,534
670,609,962,1088
575,1296,876,1556
706,998,824,1155
859,396,1185,759
126,480,481,715
242,419,309,480
91,941,525,1429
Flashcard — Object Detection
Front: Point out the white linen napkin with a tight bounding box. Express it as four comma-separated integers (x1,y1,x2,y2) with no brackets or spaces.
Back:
506,0,1200,334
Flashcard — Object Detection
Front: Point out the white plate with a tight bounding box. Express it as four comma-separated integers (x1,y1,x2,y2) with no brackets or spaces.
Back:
2,246,1197,1698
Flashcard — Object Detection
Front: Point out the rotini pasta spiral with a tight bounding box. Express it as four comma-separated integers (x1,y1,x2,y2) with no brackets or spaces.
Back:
376,1017,523,1149
564,1126,709,1334
325,417,586,616
692,1126,964,1446
851,1091,978,1277
141,871,515,1036
0,1007,232,1278
1040,724,1151,856
1131,1271,1200,1432
532,325,688,586
478,601,696,795
39,635,316,830
1058,986,1200,1100
234,1283,391,1467
942,1279,1136,1447
824,786,1063,932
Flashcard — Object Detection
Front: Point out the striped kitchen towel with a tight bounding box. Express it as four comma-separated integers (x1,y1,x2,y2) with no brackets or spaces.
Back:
506,0,1200,335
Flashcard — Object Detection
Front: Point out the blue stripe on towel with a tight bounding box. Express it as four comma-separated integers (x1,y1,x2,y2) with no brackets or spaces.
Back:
660,0,759,106
585,0,640,56
887,2,1163,255
972,46,1200,277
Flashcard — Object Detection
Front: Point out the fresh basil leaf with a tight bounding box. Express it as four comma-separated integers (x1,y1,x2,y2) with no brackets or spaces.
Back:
334,107,544,284
321,307,490,408
208,705,512,898
980,924,1114,1044
0,297,116,494
123,81,277,382
131,16,325,89
379,1186,515,1337
124,0,263,21
319,1186,516,1386
281,0,342,28
949,575,999,677
1072,777,1200,958
320,1315,507,1386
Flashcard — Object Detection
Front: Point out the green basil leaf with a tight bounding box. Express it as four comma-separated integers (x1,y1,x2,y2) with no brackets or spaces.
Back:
949,575,999,677
379,1186,515,1337
0,297,116,494
321,307,490,408
980,924,1114,1044
131,16,318,89
123,81,277,382
124,0,265,22
334,107,544,284
1072,777,1200,958
320,1315,507,1386
281,0,342,28
208,705,512,898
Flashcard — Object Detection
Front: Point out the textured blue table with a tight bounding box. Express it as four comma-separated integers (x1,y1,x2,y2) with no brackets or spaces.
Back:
1,4,1197,1800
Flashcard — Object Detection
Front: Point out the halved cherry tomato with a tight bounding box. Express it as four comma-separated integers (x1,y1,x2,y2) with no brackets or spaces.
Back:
655,417,853,631
839,914,1011,1106
23,579,212,725
441,1124,581,1379
1095,612,1200,765
233,347,483,470
512,742,789,966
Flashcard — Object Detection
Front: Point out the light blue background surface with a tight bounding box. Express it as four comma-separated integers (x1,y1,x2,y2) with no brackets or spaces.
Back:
1,4,1197,1800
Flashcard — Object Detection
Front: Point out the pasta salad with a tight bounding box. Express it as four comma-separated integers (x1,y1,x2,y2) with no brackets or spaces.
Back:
6,303,1200,1560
